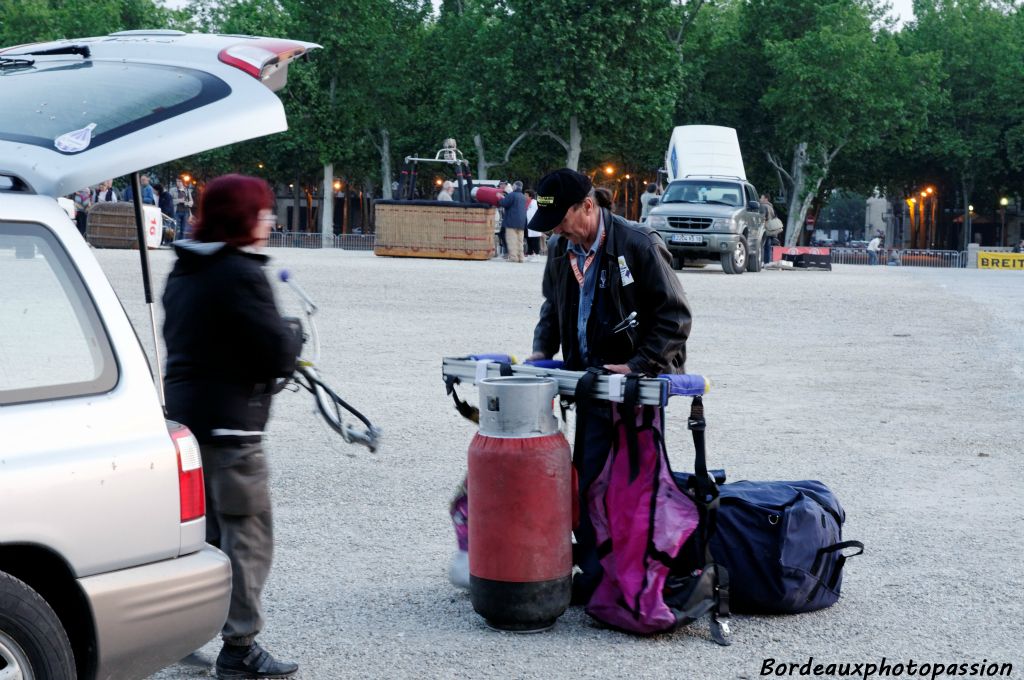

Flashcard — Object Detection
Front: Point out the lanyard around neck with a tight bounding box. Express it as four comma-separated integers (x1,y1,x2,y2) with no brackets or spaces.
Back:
570,227,606,287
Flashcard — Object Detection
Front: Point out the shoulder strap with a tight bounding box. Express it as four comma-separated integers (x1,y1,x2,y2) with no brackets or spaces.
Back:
572,367,603,472
622,374,643,482
688,396,714,499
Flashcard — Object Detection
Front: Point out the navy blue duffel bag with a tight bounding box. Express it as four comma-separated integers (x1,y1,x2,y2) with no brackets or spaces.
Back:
672,473,863,614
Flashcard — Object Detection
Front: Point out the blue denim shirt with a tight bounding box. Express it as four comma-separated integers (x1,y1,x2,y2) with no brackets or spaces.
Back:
570,213,605,362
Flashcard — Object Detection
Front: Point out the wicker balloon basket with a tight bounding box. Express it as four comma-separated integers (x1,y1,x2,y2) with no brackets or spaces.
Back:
86,202,166,249
373,200,496,260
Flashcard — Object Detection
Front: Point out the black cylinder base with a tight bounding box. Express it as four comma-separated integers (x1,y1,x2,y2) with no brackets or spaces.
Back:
470,574,571,632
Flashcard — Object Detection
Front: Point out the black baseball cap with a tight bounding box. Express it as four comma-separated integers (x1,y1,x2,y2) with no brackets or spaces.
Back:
527,168,593,233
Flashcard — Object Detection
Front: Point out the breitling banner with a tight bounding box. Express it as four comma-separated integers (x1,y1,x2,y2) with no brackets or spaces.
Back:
977,252,1024,270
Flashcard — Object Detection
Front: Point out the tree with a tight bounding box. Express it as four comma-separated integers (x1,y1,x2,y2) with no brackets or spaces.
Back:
0,0,171,45
901,0,1023,249
492,0,682,173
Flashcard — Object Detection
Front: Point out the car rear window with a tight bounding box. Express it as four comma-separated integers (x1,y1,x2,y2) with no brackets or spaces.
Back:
0,59,230,154
0,222,118,404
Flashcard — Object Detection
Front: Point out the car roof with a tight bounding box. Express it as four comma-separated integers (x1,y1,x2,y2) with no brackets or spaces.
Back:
0,31,319,197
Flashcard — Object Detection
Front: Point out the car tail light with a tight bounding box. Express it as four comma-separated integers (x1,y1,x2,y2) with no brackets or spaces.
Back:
218,40,311,89
170,424,205,523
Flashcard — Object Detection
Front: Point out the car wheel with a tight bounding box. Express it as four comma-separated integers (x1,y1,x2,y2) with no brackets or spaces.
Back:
721,239,747,275
747,237,764,272
671,254,684,270
0,572,75,680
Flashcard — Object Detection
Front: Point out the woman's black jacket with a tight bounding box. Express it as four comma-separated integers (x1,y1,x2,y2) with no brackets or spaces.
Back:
162,241,301,444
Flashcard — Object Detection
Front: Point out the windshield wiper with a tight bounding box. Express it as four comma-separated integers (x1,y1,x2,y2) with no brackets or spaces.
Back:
705,200,734,206
661,199,696,204
0,56,35,71
17,45,91,59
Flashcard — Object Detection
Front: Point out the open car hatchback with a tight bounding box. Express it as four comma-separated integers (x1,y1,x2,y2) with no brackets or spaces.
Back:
0,30,318,680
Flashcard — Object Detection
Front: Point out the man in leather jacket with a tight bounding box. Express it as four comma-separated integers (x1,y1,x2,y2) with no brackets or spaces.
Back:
526,168,692,602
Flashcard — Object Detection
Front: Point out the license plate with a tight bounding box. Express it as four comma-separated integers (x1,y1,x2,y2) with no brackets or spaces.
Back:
671,233,703,244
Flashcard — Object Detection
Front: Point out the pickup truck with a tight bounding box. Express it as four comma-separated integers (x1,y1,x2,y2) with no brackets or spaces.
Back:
646,125,767,274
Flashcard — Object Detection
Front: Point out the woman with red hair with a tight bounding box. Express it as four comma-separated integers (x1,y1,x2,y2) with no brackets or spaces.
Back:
162,174,301,678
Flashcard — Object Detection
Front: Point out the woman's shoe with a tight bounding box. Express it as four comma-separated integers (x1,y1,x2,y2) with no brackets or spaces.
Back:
215,641,298,679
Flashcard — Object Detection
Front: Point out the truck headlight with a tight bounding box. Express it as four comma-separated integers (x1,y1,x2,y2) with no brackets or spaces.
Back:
711,218,732,229
647,215,667,228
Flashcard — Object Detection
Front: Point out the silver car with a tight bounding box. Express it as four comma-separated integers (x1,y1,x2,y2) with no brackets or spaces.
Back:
0,31,317,679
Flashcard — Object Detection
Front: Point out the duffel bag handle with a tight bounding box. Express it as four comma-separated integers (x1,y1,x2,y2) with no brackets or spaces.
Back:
810,540,865,590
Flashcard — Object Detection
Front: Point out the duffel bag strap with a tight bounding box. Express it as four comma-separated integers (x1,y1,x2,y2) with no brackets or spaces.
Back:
810,540,865,580
805,540,865,603
687,396,707,477
710,564,732,646
621,374,643,482
572,367,605,472
820,540,865,590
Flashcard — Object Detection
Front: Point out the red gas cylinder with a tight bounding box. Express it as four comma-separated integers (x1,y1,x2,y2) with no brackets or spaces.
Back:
472,185,503,206
468,376,572,631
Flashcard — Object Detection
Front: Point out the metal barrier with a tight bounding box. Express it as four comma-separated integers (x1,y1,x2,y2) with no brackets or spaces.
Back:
266,232,376,251
333,234,375,251
829,248,965,268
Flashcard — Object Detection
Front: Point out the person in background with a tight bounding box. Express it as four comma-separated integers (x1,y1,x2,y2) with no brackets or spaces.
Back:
639,183,658,222
170,178,195,240
760,193,783,266
72,187,92,236
155,183,174,217
123,174,156,205
526,168,691,603
498,180,528,263
162,174,302,679
867,232,882,265
437,180,455,201
154,183,175,245
93,180,118,203
525,189,542,261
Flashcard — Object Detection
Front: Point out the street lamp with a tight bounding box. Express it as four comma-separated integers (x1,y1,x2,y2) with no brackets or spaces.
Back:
604,165,615,176
1000,197,1009,246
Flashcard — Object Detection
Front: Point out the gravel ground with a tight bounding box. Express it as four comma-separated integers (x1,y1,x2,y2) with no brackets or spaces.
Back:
92,248,1023,680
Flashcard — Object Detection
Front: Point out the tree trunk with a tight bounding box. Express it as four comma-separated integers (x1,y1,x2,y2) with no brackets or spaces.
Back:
291,179,301,232
364,179,376,231
475,131,537,179
772,143,828,247
567,115,581,171
321,163,334,239
304,187,315,233
474,133,490,180
961,176,973,250
379,129,393,200
342,184,350,234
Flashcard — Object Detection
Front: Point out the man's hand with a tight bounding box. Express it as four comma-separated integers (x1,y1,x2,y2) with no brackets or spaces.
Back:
603,363,631,374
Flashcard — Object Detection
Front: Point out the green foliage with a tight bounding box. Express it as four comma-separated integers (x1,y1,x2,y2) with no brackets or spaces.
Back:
817,190,868,233
4,0,1023,217
0,0,171,45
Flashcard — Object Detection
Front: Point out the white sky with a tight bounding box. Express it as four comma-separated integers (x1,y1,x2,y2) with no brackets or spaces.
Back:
889,0,916,26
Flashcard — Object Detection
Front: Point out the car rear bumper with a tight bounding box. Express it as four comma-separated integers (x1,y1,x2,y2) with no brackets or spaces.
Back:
79,545,231,680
